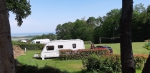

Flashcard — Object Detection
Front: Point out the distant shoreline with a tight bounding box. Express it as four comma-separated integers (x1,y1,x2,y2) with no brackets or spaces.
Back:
11,32,55,37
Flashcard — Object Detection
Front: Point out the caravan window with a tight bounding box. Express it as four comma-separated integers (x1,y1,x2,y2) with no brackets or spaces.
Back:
46,46,54,50
72,44,76,48
58,45,63,49
36,41,40,44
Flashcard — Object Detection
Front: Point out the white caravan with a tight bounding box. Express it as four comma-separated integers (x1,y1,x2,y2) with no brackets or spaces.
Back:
30,39,50,44
33,39,85,60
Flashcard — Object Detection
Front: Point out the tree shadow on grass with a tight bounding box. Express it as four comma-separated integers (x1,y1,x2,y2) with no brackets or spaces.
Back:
15,59,69,73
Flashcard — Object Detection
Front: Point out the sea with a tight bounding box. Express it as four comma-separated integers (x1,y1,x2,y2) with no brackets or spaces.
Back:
11,32,55,37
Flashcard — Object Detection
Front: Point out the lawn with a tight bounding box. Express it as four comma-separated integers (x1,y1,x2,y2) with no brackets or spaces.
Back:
17,50,83,73
17,42,149,73
86,42,149,54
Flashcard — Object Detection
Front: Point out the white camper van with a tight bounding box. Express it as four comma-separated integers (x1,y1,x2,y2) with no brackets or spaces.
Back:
30,39,50,44
34,39,85,60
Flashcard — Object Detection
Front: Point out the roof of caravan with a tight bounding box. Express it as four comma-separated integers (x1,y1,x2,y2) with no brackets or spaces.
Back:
46,39,83,44
33,39,50,41
51,39,83,42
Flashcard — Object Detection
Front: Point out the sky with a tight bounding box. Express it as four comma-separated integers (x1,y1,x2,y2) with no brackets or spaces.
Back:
10,0,150,35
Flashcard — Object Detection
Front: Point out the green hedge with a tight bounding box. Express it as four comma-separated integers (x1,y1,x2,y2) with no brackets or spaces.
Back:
59,48,110,60
13,42,44,50
82,54,148,73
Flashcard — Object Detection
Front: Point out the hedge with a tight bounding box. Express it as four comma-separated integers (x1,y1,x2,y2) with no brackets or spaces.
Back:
82,54,148,73
59,48,110,60
13,43,45,50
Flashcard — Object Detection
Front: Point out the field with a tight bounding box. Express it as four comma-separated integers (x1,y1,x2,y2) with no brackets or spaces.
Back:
11,36,34,41
17,42,149,73
85,42,149,54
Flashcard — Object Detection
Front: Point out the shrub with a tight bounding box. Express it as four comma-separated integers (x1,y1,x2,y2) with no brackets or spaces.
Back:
134,54,148,69
82,54,121,73
143,42,150,50
82,54,148,73
59,48,109,60
13,43,44,50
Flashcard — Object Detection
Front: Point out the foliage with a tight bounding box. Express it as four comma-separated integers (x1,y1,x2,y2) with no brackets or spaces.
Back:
134,54,148,69
16,42,148,73
82,54,148,73
143,42,150,50
84,41,92,44
30,33,57,41
6,0,31,26
59,48,109,60
56,19,94,42
56,22,74,39
55,4,150,43
13,43,44,50
82,54,121,73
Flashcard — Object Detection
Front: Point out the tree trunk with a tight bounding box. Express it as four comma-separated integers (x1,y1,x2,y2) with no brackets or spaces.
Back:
120,0,135,73
0,0,15,73
142,54,150,73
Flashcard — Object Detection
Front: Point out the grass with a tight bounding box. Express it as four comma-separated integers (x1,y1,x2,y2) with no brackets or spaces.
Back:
17,50,83,73
88,42,149,54
17,42,149,73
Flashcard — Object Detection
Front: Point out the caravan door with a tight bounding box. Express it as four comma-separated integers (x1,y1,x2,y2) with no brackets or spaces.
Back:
43,45,59,58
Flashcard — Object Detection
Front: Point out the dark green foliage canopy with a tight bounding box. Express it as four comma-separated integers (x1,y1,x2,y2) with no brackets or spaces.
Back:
31,33,57,41
6,0,31,26
55,3,150,43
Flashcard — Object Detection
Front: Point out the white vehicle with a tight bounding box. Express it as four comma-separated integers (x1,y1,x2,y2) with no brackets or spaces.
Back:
19,39,27,43
33,39,85,60
30,39,50,44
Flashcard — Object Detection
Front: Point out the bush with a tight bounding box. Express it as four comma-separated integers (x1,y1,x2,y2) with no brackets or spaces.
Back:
82,54,148,73
143,42,150,50
59,48,110,60
82,54,121,73
13,43,44,50
134,54,148,69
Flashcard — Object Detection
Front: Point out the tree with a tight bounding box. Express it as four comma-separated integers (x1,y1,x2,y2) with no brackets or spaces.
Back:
72,19,94,41
56,22,74,39
93,26,104,43
31,33,57,40
86,17,96,27
142,5,150,73
0,0,15,72
133,3,146,13
132,3,148,42
102,9,120,38
120,0,135,73
0,0,31,73
6,0,31,26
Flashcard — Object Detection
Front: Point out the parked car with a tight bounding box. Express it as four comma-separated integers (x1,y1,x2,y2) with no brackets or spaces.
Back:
96,45,113,54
